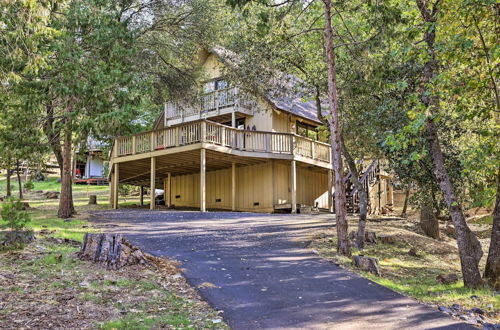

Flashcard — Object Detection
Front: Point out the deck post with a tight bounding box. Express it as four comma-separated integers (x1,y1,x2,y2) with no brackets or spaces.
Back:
231,111,236,128
166,172,171,207
291,160,297,214
231,162,236,211
132,136,136,155
113,163,119,209
140,185,144,206
200,149,206,212
328,169,334,213
109,172,114,206
150,157,156,210
388,179,394,205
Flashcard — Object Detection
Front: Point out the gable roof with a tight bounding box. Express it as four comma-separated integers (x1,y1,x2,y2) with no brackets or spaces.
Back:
207,47,327,125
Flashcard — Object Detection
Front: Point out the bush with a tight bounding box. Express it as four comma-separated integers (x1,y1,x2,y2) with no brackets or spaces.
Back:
24,180,34,191
1,198,31,231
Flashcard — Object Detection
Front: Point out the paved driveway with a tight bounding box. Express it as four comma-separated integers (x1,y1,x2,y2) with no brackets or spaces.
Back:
91,209,470,329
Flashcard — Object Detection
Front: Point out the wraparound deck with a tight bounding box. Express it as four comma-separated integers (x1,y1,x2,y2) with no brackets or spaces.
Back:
109,120,333,213
112,120,331,167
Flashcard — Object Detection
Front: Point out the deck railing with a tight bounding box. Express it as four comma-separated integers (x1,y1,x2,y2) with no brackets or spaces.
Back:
114,120,331,164
165,87,253,120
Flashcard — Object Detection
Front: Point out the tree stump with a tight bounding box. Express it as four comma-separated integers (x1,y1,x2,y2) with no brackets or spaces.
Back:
420,206,440,239
78,233,149,270
88,195,97,205
352,255,381,276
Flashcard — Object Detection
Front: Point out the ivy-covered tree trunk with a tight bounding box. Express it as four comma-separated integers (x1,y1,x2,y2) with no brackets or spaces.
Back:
58,108,75,218
323,0,350,257
485,168,500,289
342,138,367,249
16,160,23,200
43,103,64,174
416,0,483,288
5,169,12,198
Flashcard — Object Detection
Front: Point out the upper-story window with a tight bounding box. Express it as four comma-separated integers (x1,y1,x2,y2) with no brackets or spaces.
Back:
297,122,318,141
215,79,228,90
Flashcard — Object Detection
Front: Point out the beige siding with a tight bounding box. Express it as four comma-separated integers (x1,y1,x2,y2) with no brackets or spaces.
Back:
272,111,292,133
202,54,223,79
166,160,329,212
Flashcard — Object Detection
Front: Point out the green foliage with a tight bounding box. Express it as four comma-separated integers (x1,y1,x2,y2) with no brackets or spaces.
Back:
0,198,31,231
23,180,34,192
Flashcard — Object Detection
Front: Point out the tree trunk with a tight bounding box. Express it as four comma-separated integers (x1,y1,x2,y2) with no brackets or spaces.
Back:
79,233,150,270
416,0,483,288
58,109,75,218
6,169,12,198
341,137,367,249
401,185,410,217
323,0,350,257
484,167,500,289
16,160,23,200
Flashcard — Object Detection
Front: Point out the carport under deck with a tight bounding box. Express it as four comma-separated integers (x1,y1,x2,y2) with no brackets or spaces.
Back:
109,120,333,213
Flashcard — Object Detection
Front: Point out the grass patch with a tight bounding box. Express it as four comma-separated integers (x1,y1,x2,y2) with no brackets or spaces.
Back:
0,178,226,329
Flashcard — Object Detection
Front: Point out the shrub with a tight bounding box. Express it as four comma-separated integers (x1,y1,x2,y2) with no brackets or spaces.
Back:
24,180,34,191
1,198,31,231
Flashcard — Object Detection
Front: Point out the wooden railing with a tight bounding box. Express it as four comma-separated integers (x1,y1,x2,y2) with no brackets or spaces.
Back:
113,120,331,164
165,87,253,120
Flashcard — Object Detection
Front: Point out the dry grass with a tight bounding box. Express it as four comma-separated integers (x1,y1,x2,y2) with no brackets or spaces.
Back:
309,209,499,324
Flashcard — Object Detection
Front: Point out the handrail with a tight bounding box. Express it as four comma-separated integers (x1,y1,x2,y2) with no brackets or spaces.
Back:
113,120,331,164
350,159,379,196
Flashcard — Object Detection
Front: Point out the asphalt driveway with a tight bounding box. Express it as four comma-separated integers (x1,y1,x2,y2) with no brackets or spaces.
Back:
91,209,470,329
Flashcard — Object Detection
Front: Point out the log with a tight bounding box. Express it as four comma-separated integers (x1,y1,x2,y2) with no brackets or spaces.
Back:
78,233,149,270
88,195,97,205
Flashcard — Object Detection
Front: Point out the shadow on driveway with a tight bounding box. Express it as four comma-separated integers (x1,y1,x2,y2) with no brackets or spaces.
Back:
91,209,471,330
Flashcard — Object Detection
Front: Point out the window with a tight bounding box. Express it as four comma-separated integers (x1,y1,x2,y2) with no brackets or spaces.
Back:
215,79,228,90
296,122,318,140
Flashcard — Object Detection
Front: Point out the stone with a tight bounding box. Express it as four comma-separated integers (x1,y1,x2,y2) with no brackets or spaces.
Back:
352,255,381,276
486,304,493,309
444,224,456,238
44,191,59,199
420,206,440,239
63,218,72,223
472,307,484,315
470,295,479,300
451,303,461,311
483,323,500,330
436,273,458,284
408,247,418,257
0,230,35,247
34,190,43,193
379,236,396,244
365,232,377,244
438,306,453,314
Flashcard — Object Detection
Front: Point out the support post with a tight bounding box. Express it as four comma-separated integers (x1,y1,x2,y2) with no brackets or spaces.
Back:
232,162,236,211
328,169,334,213
291,160,297,214
150,157,156,210
166,172,171,207
231,111,236,128
200,149,206,212
109,172,114,206
113,163,119,209
140,185,144,206
388,179,394,205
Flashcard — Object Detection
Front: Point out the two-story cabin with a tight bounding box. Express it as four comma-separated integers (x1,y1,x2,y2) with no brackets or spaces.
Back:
109,48,393,213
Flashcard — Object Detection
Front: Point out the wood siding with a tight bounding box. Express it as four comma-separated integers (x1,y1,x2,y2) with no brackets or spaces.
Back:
166,160,329,212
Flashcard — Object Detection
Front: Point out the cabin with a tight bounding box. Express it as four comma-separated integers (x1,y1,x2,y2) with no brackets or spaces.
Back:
74,136,108,185
108,48,393,213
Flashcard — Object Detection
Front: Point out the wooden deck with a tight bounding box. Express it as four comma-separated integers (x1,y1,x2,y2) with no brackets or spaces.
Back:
111,120,331,168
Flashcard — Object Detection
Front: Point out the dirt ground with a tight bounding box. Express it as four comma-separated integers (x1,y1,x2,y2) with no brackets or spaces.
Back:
0,239,226,330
